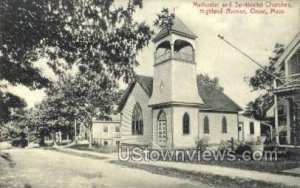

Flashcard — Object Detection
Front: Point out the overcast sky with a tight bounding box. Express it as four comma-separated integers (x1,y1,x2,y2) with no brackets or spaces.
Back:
6,0,300,109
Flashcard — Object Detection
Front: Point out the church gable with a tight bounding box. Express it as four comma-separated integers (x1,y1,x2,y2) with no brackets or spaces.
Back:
118,75,242,113
118,75,152,112
118,76,153,145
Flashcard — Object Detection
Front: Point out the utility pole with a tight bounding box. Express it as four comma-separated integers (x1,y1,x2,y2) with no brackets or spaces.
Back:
217,35,284,83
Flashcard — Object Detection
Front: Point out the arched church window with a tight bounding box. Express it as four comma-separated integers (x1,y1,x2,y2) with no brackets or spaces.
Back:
204,116,209,134
222,116,227,133
132,103,143,135
183,113,190,135
158,110,167,121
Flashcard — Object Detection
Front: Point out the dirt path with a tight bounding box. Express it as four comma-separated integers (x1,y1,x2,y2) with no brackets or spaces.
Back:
4,148,208,188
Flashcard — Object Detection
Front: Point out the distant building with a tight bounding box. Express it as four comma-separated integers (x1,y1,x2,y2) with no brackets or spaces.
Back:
92,114,121,146
238,115,272,143
117,17,242,148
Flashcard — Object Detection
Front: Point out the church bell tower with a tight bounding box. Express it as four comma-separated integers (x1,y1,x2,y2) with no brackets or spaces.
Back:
149,17,203,106
149,17,204,148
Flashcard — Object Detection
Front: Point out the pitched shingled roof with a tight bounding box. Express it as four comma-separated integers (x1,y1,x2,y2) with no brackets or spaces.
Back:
118,75,242,112
153,17,197,42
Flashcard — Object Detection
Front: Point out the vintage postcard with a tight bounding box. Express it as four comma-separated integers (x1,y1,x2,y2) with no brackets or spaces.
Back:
0,0,299,187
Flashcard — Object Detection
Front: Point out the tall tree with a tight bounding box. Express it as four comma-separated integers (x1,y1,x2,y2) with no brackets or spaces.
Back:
0,91,27,124
245,43,285,119
248,43,284,91
197,74,224,92
1,0,153,125
1,0,153,84
30,71,118,147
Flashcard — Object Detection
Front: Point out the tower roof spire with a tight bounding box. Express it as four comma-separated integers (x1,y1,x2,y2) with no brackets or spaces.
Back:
153,17,197,42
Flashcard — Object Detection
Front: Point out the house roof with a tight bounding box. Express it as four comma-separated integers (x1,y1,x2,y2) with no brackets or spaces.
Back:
275,32,300,70
152,17,197,42
118,75,242,112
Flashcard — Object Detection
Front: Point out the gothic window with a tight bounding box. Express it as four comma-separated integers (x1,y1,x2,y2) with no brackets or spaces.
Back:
183,113,190,135
204,116,209,134
132,103,143,135
158,110,167,121
222,116,227,133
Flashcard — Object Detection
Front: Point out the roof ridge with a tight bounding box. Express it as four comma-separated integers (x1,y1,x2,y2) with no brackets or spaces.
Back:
153,17,197,42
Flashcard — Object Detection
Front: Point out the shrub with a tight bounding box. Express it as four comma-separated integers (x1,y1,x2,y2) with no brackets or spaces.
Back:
11,137,28,148
196,137,209,151
235,143,251,155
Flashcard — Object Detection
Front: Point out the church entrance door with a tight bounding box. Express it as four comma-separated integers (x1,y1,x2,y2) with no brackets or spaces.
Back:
157,110,167,146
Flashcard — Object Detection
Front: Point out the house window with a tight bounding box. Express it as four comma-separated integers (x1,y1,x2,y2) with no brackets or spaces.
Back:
103,126,108,133
104,140,108,146
183,113,190,135
250,122,254,134
204,116,209,134
287,49,300,76
132,103,143,135
222,116,227,133
278,105,285,116
115,126,120,132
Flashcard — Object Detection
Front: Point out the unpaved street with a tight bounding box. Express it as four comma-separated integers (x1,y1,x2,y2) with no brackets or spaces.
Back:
2,148,208,188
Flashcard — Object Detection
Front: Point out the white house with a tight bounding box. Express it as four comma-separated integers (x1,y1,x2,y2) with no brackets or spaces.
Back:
92,114,121,146
272,32,300,146
117,17,242,149
238,115,262,142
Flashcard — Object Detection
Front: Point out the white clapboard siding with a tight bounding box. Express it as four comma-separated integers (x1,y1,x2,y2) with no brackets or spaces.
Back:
198,112,238,144
92,121,121,140
121,83,153,145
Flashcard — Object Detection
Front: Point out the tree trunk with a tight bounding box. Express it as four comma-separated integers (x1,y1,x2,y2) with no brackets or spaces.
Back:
53,132,57,146
58,131,62,144
88,124,92,148
74,118,77,144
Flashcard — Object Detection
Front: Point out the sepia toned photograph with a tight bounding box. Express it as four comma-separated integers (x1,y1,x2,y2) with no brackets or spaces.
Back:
0,0,299,187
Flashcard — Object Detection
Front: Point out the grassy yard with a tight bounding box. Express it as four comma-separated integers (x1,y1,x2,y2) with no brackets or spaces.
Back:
111,160,295,188
67,143,118,154
66,144,300,174
190,149,300,174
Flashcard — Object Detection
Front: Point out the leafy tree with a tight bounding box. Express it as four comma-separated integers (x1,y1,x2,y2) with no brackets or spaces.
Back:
1,0,153,126
1,0,153,84
197,74,224,92
244,43,285,119
0,91,27,124
248,43,284,91
61,72,117,147
154,8,175,29
30,71,119,147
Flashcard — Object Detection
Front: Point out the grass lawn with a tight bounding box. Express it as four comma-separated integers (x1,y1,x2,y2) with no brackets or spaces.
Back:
67,143,118,154
111,160,295,188
190,149,300,174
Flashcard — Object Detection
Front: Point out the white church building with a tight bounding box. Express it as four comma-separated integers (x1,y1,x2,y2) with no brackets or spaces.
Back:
117,18,242,149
